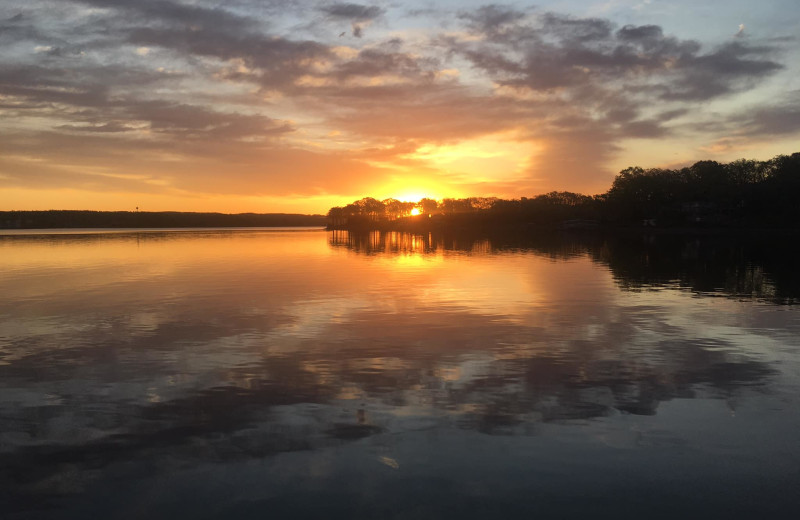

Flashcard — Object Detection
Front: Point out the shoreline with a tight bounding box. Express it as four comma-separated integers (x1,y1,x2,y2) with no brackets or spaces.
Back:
0,210,326,230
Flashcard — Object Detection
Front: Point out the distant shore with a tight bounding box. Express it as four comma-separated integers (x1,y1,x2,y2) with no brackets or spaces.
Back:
0,210,326,230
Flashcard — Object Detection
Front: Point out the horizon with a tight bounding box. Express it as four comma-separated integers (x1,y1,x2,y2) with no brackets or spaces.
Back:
5,149,797,215
2,1,799,213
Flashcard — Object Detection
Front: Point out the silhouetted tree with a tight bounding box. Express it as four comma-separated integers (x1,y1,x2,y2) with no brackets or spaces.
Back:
325,152,800,231
382,198,405,219
419,198,439,215
354,197,385,219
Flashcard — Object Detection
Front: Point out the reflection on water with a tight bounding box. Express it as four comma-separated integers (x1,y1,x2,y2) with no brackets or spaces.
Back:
331,229,800,303
1,229,799,518
595,233,800,304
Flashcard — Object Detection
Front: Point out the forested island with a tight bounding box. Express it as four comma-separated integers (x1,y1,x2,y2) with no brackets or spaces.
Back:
0,211,326,230
328,152,800,231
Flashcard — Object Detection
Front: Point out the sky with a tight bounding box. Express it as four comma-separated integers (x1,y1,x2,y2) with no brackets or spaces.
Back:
1,0,799,214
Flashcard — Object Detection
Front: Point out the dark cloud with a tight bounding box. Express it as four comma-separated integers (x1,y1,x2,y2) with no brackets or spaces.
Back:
1,53,294,182
616,24,663,43
458,4,526,35
127,26,331,89
457,14,781,101
319,3,385,21
318,2,385,38
330,48,434,81
662,41,784,100
621,119,670,139
734,92,800,137
0,62,178,112
73,0,261,33
0,64,112,109
540,12,613,42
748,106,800,136
129,101,293,140
50,99,293,141
0,12,49,43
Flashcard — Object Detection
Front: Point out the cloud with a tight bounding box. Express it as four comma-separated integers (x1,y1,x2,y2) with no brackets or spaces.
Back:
56,122,138,133
73,0,261,33
456,13,781,100
433,11,785,191
458,4,527,35
319,3,384,21
0,61,179,112
732,92,800,138
616,23,665,46
117,101,293,140
448,11,784,148
0,128,394,198
319,2,385,38
662,41,783,100
539,12,614,42
0,1,796,208
125,26,332,89
747,105,800,137
0,11,52,45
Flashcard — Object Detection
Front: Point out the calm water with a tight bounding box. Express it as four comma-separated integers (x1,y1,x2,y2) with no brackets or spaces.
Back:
1,228,799,519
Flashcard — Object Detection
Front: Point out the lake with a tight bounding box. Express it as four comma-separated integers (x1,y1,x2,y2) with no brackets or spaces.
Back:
1,228,799,519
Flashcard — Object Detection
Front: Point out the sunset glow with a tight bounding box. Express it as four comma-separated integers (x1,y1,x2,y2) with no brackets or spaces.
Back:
1,1,799,214
405,133,538,185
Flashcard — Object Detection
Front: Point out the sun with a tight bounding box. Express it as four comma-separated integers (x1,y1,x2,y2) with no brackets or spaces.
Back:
410,207,422,216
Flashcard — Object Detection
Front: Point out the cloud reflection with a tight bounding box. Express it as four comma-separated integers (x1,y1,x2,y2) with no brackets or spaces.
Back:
0,229,796,513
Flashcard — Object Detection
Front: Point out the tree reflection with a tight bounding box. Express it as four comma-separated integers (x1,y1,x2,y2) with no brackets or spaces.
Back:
329,230,440,256
329,229,593,260
331,229,800,303
592,233,800,304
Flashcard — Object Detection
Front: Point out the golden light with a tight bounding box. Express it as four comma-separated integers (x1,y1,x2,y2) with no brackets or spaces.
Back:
366,164,458,202
410,207,422,216
393,190,437,203
403,131,536,183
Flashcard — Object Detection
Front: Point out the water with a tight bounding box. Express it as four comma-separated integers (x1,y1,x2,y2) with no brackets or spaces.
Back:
1,228,799,518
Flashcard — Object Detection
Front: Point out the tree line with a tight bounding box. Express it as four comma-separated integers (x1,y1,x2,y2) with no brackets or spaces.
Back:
328,152,800,229
0,211,326,229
